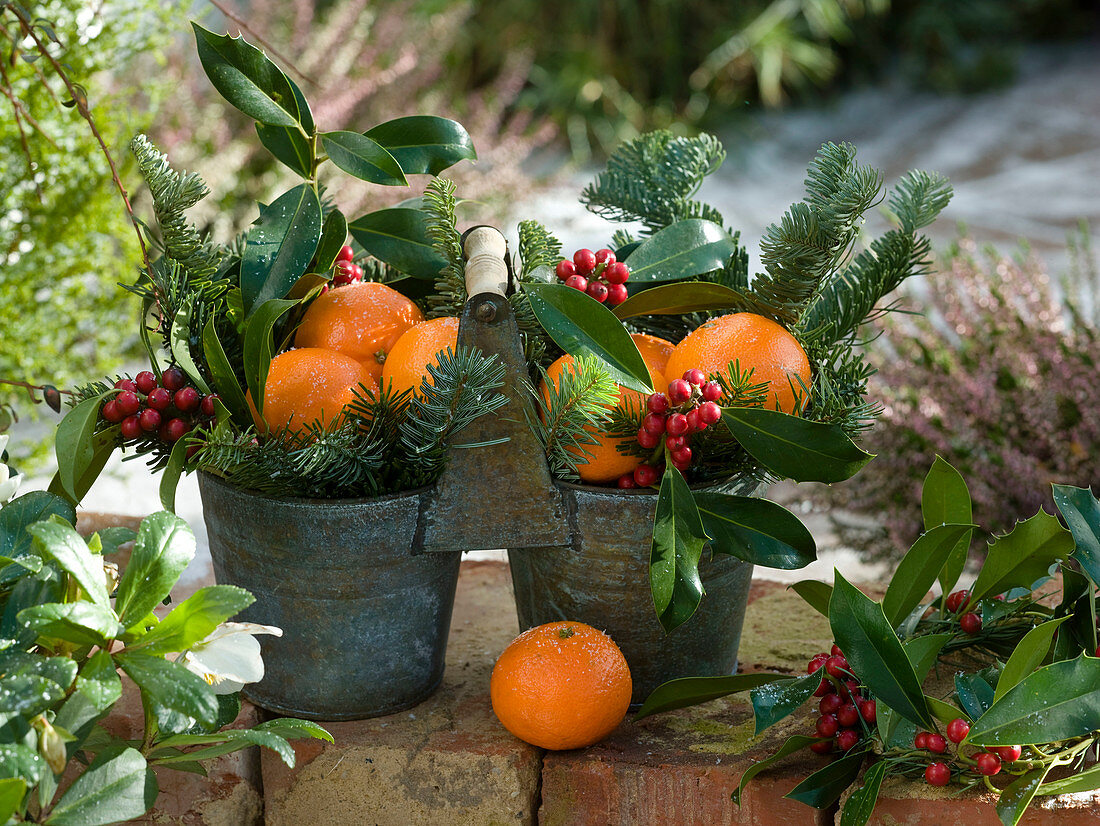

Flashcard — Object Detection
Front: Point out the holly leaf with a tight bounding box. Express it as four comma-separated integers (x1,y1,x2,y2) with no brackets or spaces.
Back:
634,673,787,720
240,184,322,315
1053,484,1100,586
921,457,973,596
347,207,447,279
650,468,708,633
750,669,824,735
623,219,739,282
320,131,406,186
969,510,1073,603
364,115,476,175
881,523,975,626
694,492,816,569
612,281,749,319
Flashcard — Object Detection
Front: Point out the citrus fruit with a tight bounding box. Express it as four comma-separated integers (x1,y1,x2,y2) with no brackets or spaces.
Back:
251,348,376,435
664,313,811,414
380,316,460,398
542,339,668,484
294,281,425,383
629,332,674,375
490,621,632,750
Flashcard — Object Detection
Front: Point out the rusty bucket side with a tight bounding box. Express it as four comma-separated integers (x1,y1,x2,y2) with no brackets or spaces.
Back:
199,472,461,721
508,475,764,704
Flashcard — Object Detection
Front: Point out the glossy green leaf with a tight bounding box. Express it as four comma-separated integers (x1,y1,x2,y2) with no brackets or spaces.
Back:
28,519,108,606
829,574,932,728
313,209,348,273
133,585,254,655
364,115,476,175
202,320,250,426
74,650,122,712
970,510,1074,603
1037,761,1100,795
1053,484,1100,586
256,122,312,177
996,765,1050,826
254,717,334,742
922,457,973,596
114,512,195,627
785,751,866,809
152,728,296,767
634,673,785,720
192,24,309,130
242,298,298,416
95,526,137,556
0,491,75,561
904,634,951,681
525,282,653,393
954,673,994,721
158,437,189,514
0,672,65,717
750,669,824,735
967,656,1100,745
733,735,820,806
789,580,833,617
45,745,156,826
926,696,962,723
612,281,749,319
321,131,406,185
623,219,738,282
347,207,447,279
838,760,887,826
694,492,816,569
721,407,874,483
881,524,975,626
9,655,78,693
240,184,322,315
994,616,1069,701
53,395,112,505
116,653,219,728
650,467,709,632
169,300,211,395
0,777,26,824
18,602,122,647
876,706,918,751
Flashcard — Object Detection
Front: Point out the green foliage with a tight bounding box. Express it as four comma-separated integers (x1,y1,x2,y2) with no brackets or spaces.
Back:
424,177,467,319
0,500,329,824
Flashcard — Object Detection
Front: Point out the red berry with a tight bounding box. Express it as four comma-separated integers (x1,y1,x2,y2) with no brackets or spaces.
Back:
647,393,670,414
200,394,218,417
825,655,849,679
945,589,970,613
587,281,609,302
698,401,722,426
162,367,186,392
642,412,667,436
334,261,355,285
162,418,190,442
976,752,1002,776
671,446,692,465
1094,644,1100,658
925,762,951,786
336,244,354,263
606,283,629,305
594,248,615,267
926,733,948,754
101,400,124,423
830,644,844,657
147,388,171,411
120,415,142,440
135,371,158,394
573,248,596,275
617,473,637,489
809,739,833,755
914,732,930,750
843,679,861,698
116,391,140,416
836,703,860,728
666,413,690,437
604,262,630,285
815,715,839,737
634,464,659,487
685,407,704,432
683,368,707,387
665,435,688,452
820,694,843,715
701,381,722,402
960,612,982,635
993,745,1022,762
348,263,364,282
565,274,588,292
636,428,660,450
667,379,692,406
670,455,692,473
139,409,162,432
807,653,829,673
837,729,861,751
946,718,970,743
813,678,834,697
114,378,137,393
859,699,876,724
555,260,576,281
174,387,200,413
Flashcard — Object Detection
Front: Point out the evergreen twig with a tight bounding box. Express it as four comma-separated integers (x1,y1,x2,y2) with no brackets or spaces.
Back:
424,177,466,319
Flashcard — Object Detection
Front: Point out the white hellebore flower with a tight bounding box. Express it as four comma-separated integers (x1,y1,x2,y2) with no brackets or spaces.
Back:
0,434,22,505
178,622,283,694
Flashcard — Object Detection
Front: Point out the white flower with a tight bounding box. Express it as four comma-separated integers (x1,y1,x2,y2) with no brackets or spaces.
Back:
0,435,21,505
177,622,283,695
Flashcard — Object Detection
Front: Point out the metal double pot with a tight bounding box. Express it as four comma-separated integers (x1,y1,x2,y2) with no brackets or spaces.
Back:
201,227,760,718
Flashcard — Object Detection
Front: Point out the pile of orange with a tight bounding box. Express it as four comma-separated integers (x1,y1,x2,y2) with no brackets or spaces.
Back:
490,621,632,750
255,281,457,435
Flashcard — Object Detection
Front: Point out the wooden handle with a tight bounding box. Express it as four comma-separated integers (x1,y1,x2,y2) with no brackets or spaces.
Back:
463,226,509,297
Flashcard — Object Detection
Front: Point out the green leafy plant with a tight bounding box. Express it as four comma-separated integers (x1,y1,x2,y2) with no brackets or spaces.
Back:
514,129,951,631
0,491,330,825
636,457,1100,826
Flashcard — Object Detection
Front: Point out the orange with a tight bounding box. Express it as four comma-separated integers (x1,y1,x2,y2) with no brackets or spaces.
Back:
664,313,812,414
252,347,376,435
380,316,459,398
294,281,425,383
542,338,667,484
629,332,674,376
490,621,632,751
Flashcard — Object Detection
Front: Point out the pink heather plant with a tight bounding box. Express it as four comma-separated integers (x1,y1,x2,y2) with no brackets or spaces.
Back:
842,237,1099,550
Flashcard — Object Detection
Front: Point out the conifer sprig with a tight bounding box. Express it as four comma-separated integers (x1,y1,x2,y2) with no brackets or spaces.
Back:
424,177,467,319
517,220,563,277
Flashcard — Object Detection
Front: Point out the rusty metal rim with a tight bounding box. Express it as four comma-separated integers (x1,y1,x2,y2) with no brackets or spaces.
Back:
198,469,433,508
552,472,767,496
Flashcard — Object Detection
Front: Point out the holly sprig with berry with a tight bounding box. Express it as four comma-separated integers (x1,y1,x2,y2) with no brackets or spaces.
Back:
636,458,1100,826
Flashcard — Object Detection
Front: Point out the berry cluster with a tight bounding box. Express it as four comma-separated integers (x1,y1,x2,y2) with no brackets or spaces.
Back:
332,245,363,287
618,370,723,488
917,717,1023,786
805,645,877,755
944,589,983,635
555,248,630,306
100,367,218,452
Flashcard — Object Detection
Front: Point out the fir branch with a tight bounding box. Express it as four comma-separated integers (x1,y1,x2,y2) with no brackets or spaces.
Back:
801,344,881,436
517,219,563,277
713,361,771,410
423,177,467,319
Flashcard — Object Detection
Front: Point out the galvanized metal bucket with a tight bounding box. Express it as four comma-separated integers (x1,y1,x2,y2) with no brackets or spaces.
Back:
199,472,460,721
508,475,764,704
